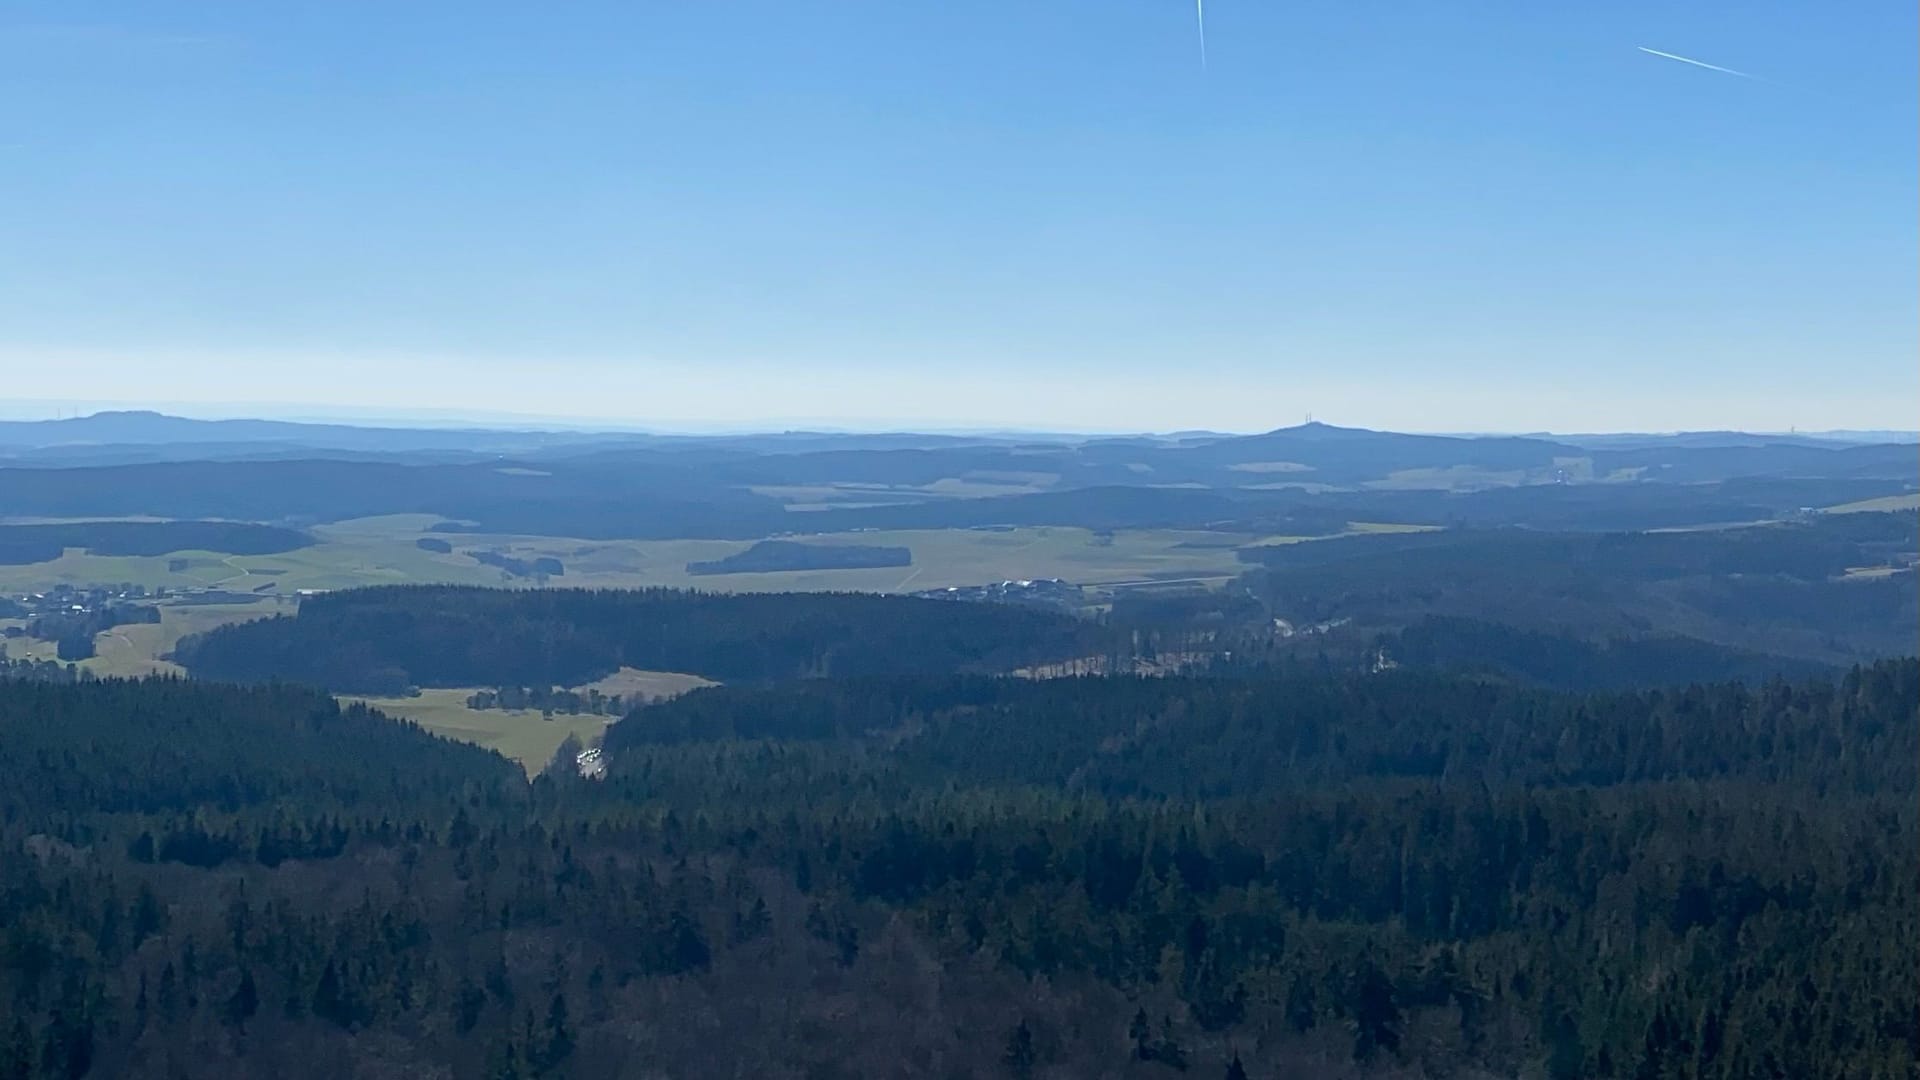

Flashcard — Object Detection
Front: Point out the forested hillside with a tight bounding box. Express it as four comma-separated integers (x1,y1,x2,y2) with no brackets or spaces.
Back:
0,679,520,828
171,586,1103,692
1367,616,1838,691
1237,515,1919,666
2,664,1909,1078
0,429,1909,538
590,663,1918,1078
0,521,312,565
602,667,1913,792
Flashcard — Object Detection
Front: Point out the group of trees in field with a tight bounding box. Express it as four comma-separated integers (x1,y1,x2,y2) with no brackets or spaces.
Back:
0,657,1911,1078
471,549,566,579
466,685,631,716
686,540,912,576
0,645,91,683
24,604,161,661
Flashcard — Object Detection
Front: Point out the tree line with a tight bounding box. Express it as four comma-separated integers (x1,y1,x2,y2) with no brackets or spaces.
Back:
466,685,630,716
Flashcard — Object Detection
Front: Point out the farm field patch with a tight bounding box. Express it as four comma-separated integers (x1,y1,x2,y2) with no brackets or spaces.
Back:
344,689,610,776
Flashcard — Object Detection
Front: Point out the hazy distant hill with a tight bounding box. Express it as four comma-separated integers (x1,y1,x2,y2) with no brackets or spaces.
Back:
0,413,1910,538
1553,429,1919,450
0,410,1078,461
0,410,627,457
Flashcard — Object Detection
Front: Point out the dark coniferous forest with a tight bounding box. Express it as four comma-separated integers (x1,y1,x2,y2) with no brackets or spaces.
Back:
0,521,313,566
0,659,1913,1078
171,585,1103,693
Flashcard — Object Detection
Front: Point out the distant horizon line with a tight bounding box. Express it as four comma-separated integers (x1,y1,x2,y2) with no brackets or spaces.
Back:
0,400,1913,443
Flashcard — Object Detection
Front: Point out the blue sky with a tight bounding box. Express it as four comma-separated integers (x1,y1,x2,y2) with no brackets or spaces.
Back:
1,2,1912,433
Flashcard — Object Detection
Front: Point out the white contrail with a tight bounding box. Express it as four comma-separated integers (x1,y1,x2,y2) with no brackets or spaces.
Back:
1195,0,1207,70
1637,46,1753,79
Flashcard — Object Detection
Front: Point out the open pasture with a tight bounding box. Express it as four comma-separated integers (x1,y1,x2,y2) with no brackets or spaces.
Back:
345,689,612,776
349,667,714,775
0,511,1441,602
2,601,274,678
1824,493,1920,514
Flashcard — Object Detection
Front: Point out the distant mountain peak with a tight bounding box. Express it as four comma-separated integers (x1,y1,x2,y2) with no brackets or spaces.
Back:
1261,420,1377,440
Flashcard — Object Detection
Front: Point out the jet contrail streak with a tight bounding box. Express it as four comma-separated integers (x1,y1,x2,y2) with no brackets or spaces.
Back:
1637,46,1752,79
1195,0,1207,69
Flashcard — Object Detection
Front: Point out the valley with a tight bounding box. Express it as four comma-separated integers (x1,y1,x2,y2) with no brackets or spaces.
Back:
0,413,1913,1080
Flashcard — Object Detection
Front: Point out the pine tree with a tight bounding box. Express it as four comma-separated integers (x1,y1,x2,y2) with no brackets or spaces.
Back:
584,963,609,1023
1130,1008,1153,1060
455,977,487,1034
540,993,574,1070
1545,1008,1584,1080
1225,1051,1249,1080
1153,1015,1189,1071
1352,960,1403,1062
224,968,259,1032
1284,973,1316,1033
156,963,179,1021
313,960,348,1028
1003,1019,1037,1079
130,883,163,947
3,1019,32,1080
486,1038,523,1080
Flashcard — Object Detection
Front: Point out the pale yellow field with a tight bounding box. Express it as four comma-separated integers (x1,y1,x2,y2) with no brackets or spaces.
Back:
348,668,713,776
0,542,497,594
747,471,1061,510
1823,494,1920,514
524,526,1257,593
275,522,1268,595
1,601,273,678
1840,565,1910,580
1364,466,1534,491
1227,461,1314,474
87,602,279,677
579,666,716,701
0,514,1430,605
347,689,613,776
1344,521,1445,535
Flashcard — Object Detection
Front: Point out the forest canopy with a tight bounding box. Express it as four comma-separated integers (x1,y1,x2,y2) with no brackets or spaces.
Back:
0,661,1911,1078
171,585,1101,693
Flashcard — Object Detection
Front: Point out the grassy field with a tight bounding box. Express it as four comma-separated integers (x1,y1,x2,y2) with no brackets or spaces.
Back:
1365,466,1535,491
1824,493,1920,514
89,602,279,677
747,471,1060,510
579,667,716,700
1,587,710,773
527,526,1266,593
0,540,497,594
1840,565,1911,580
349,667,714,776
1344,521,1445,535
2,601,273,678
0,520,1276,597
346,689,613,776
0,513,1439,602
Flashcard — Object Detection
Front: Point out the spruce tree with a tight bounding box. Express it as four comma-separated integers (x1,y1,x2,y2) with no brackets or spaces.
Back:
1003,1019,1037,1079
224,969,259,1032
